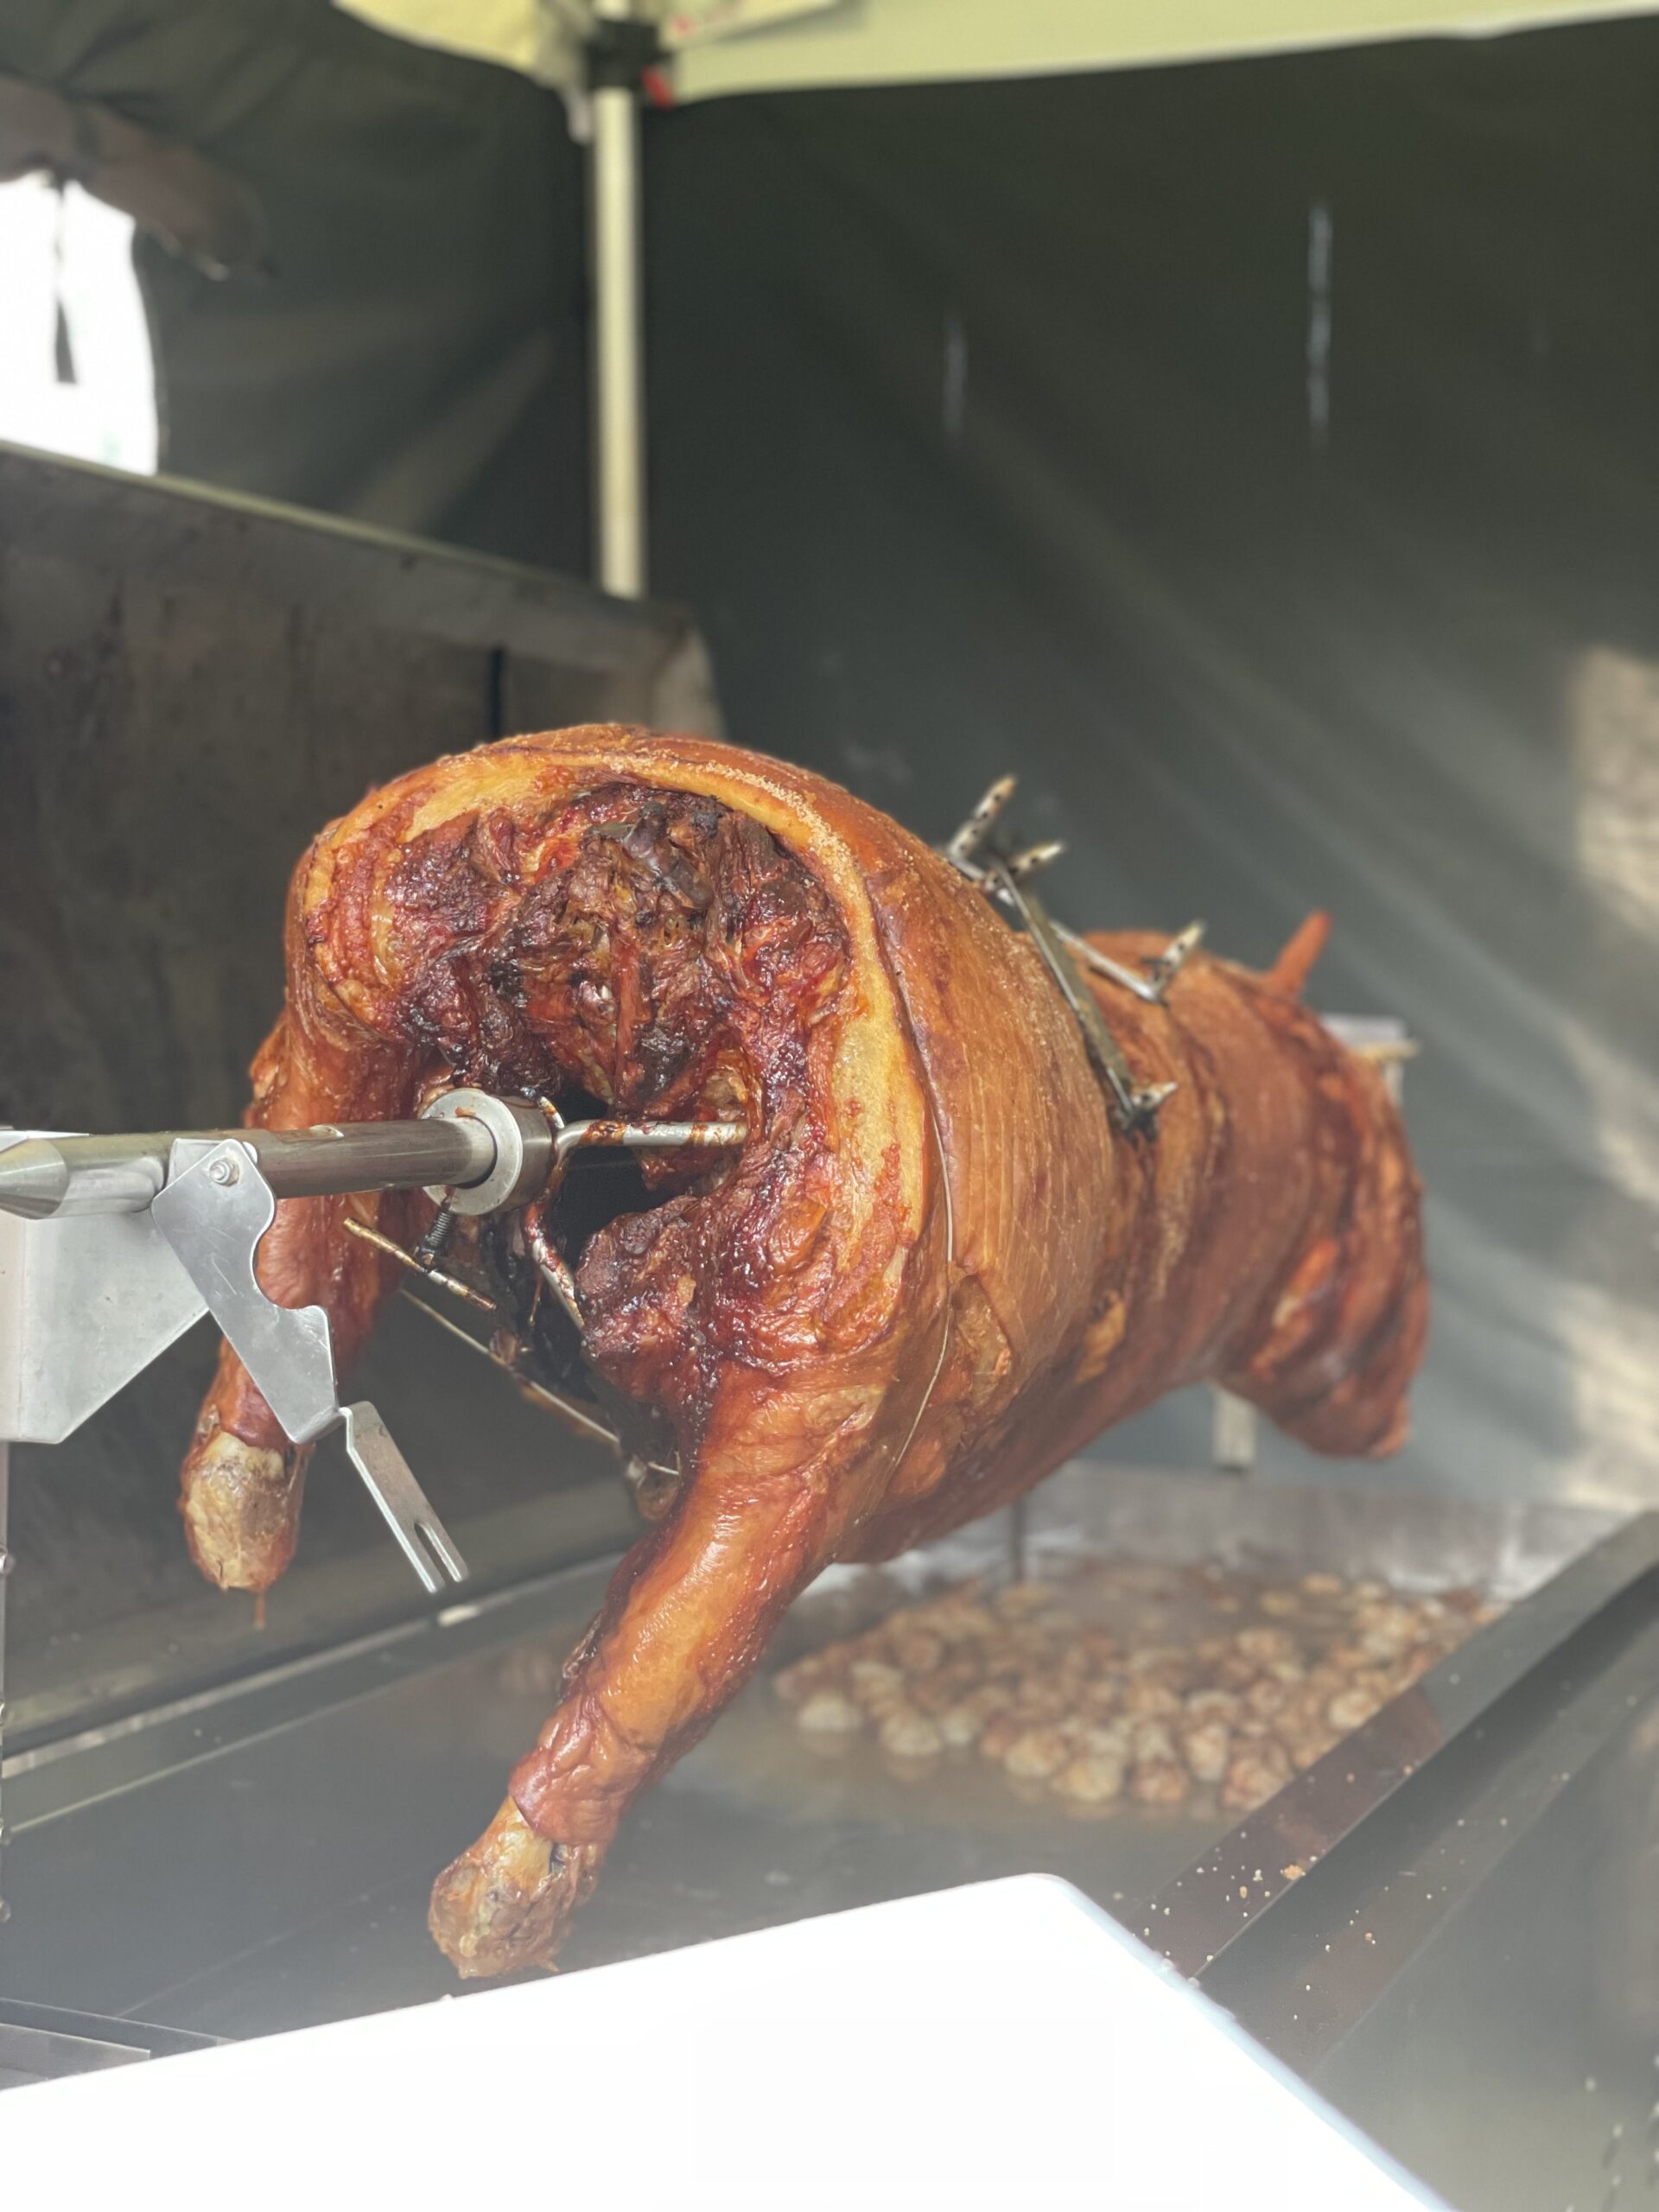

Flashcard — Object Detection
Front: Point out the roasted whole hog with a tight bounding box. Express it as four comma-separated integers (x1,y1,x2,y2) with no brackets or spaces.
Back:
180,727,1427,1974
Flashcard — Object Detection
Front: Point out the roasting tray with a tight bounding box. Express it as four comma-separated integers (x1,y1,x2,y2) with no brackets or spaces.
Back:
696,1463,1599,1900
0,1465,1612,2015
0,1464,1634,2212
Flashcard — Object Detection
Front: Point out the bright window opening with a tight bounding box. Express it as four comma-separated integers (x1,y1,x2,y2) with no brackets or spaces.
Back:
0,174,158,474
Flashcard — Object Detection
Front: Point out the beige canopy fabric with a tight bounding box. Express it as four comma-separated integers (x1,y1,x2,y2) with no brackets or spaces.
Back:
340,0,1659,96
336,0,567,83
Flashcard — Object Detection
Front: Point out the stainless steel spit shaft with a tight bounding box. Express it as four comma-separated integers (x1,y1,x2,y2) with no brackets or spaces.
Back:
0,1115,499,1221
0,1091,748,1224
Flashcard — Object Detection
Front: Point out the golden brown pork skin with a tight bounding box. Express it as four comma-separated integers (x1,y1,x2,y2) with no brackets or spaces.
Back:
179,726,1427,1974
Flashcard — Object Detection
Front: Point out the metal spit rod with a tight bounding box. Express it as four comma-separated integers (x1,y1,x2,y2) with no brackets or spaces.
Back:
0,1093,746,1623
0,1116,498,1223
0,1094,744,1915
0,1099,752,1226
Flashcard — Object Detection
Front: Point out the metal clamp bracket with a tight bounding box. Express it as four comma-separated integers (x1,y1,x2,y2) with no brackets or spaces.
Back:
988,862,1175,1134
151,1140,467,1596
942,777,1190,1135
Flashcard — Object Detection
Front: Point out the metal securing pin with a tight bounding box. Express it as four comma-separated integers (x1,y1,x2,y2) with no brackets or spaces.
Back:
525,1209,583,1331
944,774,1017,868
1003,841,1066,883
937,774,1182,1132
343,1215,498,1315
1143,920,1205,1000
939,773,1208,1019
395,1290,685,1494
1126,1080,1179,1127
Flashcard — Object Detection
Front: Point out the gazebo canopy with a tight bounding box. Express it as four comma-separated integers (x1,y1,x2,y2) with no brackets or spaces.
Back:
340,0,1659,97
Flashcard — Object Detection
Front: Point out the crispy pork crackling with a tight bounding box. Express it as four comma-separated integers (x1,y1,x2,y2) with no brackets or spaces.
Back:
179,728,1427,1974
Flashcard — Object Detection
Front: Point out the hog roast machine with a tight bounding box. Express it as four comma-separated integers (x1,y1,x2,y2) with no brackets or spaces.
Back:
5,1110,1659,2212
4,447,1659,2212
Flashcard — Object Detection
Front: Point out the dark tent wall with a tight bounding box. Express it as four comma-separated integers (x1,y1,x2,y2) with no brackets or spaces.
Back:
4,4,1659,1509
0,0,589,567
644,38,1659,1512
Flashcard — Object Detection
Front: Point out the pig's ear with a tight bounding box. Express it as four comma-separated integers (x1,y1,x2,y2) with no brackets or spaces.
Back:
1266,909,1332,999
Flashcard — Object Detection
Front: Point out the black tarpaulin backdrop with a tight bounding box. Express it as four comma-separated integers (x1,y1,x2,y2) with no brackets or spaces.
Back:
0,0,590,565
5,3,1659,1506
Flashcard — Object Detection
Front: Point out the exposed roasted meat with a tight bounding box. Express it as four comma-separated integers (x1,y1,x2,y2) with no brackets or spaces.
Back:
180,726,1427,1974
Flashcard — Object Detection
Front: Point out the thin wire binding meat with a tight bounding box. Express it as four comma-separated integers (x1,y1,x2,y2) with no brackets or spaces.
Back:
178,726,1427,1975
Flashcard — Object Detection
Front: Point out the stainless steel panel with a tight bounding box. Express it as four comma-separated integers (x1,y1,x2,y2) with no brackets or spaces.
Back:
0,1999,219,2091
0,2019,144,2090
1196,1532,1659,2212
1149,1512,1659,1978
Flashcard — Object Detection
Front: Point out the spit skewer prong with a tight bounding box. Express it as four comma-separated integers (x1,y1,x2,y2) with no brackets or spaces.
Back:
403,1109,742,1511
514,1113,748,1325
1052,926,1164,1003
938,773,1208,1013
944,774,1017,868
150,1138,473,1596
1142,920,1205,1000
399,1287,613,1441
989,864,1176,1135
1003,841,1066,884
0,1097,742,1611
944,824,1168,1007
551,1115,748,1166
397,1288,681,1494
340,1402,467,1593
524,1208,584,1331
343,1215,498,1314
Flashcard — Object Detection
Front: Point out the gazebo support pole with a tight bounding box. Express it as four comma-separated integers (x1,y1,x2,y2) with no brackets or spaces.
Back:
589,0,649,599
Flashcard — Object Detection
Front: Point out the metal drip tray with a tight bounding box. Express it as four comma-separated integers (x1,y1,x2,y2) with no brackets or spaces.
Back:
0,1468,1616,2053
0,2000,219,2091
0,1461,1639,2212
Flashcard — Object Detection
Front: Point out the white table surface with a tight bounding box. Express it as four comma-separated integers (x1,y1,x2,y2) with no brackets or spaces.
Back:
3,1873,1440,2210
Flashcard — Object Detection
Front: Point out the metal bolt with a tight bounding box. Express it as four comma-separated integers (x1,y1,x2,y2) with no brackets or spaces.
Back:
0,1821,11,1847
0,1898,11,1924
0,1700,9,1727
0,1545,11,1577
207,1155,240,1186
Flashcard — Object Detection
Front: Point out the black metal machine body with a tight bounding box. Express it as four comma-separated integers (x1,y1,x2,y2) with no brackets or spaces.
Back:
3,448,1658,2212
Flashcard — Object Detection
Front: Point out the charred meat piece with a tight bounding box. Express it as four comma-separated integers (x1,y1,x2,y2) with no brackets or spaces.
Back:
179,726,1427,1974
